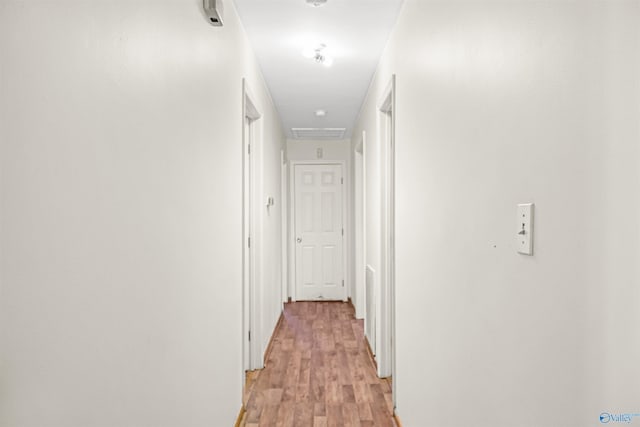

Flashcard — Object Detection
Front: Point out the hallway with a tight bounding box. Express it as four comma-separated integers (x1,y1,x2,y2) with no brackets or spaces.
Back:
2,1,640,426
241,302,395,427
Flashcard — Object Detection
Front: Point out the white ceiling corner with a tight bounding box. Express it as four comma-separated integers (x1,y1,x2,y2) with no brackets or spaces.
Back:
232,0,404,140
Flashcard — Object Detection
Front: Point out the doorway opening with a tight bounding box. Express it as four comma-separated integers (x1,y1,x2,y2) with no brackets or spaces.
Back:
242,79,263,387
290,162,347,302
280,150,288,307
378,75,396,408
354,133,366,320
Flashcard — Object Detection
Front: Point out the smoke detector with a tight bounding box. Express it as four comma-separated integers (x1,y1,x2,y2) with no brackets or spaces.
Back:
306,0,328,7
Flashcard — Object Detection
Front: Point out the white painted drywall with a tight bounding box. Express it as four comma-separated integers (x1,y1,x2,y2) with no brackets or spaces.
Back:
354,1,640,426
285,139,353,304
0,0,284,425
256,102,285,361
286,139,351,163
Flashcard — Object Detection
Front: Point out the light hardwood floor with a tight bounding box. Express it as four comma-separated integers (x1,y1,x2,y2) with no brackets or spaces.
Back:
240,301,395,427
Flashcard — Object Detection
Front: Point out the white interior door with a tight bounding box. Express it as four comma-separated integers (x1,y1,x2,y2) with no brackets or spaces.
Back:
294,164,345,301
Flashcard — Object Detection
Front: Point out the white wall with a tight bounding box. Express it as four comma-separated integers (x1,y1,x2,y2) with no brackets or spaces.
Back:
286,139,351,163
256,105,285,361
0,0,284,426
285,139,353,303
353,1,640,426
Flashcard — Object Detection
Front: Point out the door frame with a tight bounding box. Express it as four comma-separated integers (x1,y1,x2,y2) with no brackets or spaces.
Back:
289,160,348,303
280,151,288,306
242,79,264,375
378,75,396,393
354,132,366,320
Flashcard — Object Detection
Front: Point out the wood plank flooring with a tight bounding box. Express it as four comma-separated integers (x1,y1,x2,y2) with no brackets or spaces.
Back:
241,302,395,427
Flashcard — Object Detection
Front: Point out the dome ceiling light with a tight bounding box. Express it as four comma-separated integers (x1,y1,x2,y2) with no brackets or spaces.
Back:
302,44,334,67
306,0,328,7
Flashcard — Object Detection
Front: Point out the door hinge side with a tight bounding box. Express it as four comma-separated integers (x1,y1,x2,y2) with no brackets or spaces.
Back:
341,177,344,184
342,228,344,236
248,144,251,155
342,280,345,287
248,330,251,341
248,237,251,248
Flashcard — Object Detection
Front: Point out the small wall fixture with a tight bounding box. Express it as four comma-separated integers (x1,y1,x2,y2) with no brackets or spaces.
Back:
516,203,534,255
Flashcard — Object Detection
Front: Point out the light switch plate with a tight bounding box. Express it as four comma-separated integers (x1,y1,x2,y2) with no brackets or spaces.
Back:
517,203,534,255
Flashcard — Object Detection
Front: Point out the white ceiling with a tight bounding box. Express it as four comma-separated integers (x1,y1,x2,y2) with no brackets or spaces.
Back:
232,0,404,139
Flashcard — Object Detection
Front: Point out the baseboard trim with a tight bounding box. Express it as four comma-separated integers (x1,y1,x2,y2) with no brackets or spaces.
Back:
393,411,403,427
263,312,285,366
234,406,246,427
364,335,377,370
347,298,356,313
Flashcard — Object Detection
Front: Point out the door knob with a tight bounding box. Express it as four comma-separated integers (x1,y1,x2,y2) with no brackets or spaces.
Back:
297,237,302,243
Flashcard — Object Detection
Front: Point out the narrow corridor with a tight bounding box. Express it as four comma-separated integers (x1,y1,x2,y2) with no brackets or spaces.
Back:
241,302,395,426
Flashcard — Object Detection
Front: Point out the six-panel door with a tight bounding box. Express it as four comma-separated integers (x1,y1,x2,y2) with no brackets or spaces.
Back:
294,164,344,301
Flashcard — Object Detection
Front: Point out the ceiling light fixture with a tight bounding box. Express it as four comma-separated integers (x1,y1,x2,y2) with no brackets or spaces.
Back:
315,109,327,117
306,0,328,7
302,43,334,67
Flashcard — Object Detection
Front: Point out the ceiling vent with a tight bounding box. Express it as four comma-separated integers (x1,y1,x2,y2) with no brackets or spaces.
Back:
292,128,346,139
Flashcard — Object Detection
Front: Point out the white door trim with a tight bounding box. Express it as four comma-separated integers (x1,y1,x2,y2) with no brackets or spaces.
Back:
242,79,264,373
281,151,288,306
354,132,366,320
377,75,396,392
289,160,348,303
